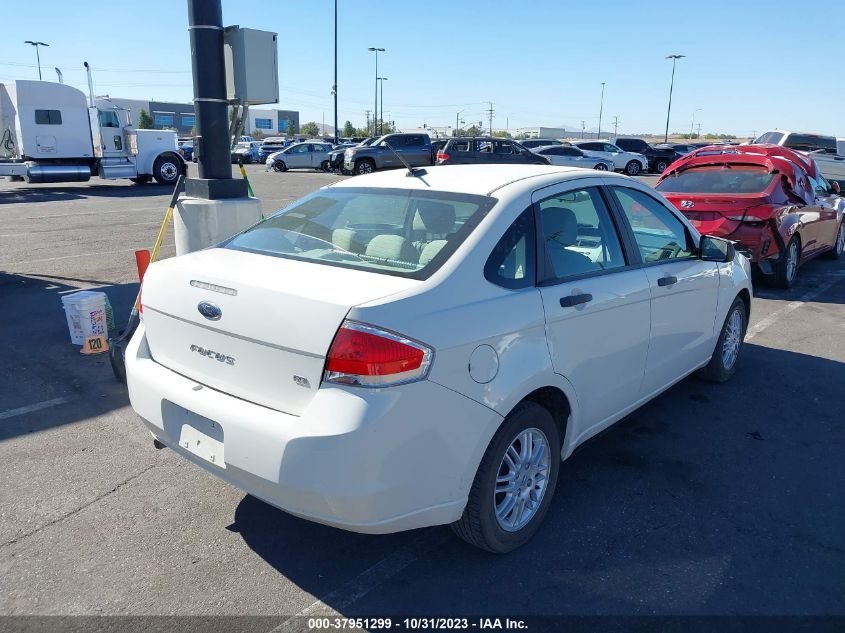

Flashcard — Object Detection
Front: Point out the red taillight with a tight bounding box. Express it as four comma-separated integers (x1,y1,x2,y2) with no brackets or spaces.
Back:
138,285,143,315
436,152,449,162
324,321,433,387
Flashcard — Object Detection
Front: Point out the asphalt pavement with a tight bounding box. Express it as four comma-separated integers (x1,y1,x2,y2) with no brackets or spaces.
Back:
1,165,843,623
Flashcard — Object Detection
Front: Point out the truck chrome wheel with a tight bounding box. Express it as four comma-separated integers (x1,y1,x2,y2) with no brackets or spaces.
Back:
159,162,178,181
494,428,551,532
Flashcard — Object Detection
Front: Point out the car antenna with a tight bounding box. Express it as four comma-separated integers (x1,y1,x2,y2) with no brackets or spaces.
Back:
383,140,427,177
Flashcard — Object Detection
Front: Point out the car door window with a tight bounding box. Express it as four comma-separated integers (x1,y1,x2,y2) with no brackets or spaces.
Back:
611,187,695,263
493,141,517,154
537,188,627,282
485,208,536,289
290,144,309,153
603,144,621,153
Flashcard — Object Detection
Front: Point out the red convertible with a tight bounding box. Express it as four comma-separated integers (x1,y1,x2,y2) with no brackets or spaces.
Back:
656,145,845,287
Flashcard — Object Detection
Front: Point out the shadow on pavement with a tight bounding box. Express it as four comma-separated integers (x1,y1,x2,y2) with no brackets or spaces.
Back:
0,271,137,440
0,183,174,205
232,343,845,616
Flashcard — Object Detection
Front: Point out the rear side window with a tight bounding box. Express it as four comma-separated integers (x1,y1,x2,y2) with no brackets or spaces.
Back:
537,188,627,282
225,187,497,280
610,187,694,262
35,109,62,125
485,208,535,289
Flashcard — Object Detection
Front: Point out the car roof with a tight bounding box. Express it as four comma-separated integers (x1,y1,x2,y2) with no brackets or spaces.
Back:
326,164,618,197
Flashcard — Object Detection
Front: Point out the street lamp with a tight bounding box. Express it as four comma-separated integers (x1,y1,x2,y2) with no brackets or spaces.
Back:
597,82,605,139
664,54,685,143
690,108,702,139
456,108,468,137
24,41,49,80
367,47,385,136
377,77,388,135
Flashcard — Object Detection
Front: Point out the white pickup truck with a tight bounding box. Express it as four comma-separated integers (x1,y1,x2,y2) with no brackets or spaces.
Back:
754,131,845,185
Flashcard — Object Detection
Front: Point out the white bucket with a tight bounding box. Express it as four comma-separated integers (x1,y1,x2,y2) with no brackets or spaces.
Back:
62,291,110,345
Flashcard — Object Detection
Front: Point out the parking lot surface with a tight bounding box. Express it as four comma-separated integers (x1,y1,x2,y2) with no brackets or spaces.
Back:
1,166,843,619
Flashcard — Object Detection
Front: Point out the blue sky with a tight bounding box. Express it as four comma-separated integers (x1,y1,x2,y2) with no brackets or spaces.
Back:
4,0,844,136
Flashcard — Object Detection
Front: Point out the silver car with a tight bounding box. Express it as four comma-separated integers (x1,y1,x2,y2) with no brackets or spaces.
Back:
532,145,613,171
266,142,334,172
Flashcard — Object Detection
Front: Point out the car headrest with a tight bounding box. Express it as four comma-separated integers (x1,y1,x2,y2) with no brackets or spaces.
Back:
365,235,418,264
412,200,456,234
542,206,578,247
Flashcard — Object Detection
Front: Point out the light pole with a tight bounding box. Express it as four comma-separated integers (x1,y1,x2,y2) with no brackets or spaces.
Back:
690,108,702,139
24,41,49,80
377,77,388,135
367,47,385,136
664,54,685,143
456,108,468,137
597,82,605,139
332,0,338,143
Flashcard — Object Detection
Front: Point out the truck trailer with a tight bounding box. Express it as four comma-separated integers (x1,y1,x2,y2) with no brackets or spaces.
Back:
0,79,185,185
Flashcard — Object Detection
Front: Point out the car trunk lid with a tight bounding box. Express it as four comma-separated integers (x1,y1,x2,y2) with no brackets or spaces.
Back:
140,248,418,415
663,193,774,237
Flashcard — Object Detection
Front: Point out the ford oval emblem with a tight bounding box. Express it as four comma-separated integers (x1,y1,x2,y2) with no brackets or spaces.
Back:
197,301,222,321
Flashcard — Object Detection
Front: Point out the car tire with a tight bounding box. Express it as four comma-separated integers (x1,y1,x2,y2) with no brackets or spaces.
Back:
823,221,844,260
451,401,561,554
152,153,183,185
594,163,608,171
320,160,330,172
772,236,800,288
696,296,747,383
654,159,669,173
272,160,287,172
624,160,642,176
354,159,375,175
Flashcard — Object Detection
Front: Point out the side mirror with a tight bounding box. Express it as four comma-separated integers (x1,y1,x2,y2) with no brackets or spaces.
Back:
831,181,841,195
700,235,735,263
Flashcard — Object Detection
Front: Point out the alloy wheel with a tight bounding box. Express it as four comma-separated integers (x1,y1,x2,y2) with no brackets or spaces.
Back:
786,241,799,283
721,308,743,370
836,223,845,256
160,162,178,182
494,428,551,532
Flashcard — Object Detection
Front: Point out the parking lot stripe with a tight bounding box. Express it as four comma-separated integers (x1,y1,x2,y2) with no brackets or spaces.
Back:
746,274,845,342
271,530,450,627
0,396,75,421
5,248,143,266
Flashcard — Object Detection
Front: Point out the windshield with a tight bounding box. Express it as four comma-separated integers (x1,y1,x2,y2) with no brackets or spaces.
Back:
656,166,776,194
223,187,497,279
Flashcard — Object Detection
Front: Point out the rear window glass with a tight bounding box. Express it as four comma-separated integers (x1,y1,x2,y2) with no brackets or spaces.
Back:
656,167,776,194
783,134,837,154
223,187,496,280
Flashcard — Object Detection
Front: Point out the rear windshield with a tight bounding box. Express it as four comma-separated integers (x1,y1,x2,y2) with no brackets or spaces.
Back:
783,134,837,154
656,166,776,194
223,187,497,279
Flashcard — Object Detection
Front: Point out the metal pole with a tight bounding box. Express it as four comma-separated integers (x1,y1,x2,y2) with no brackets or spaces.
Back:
368,48,384,135
597,82,605,139
664,54,685,143
690,108,701,139
187,0,235,185
378,78,387,135
35,45,42,80
333,0,338,144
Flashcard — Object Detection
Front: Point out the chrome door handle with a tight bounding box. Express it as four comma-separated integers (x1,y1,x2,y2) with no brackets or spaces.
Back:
560,293,593,307
657,275,678,287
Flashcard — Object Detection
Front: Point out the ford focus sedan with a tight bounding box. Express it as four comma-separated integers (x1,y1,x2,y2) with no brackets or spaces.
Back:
127,165,751,553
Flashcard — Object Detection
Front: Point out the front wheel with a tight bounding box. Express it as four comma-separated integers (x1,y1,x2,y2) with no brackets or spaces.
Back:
320,160,330,172
624,160,642,176
272,160,287,172
152,153,183,185
354,159,375,175
772,237,800,288
594,163,608,171
451,401,561,553
654,159,669,173
697,296,746,383
824,221,844,260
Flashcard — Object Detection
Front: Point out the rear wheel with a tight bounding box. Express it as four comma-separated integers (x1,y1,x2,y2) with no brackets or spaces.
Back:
152,153,182,185
594,163,608,171
772,237,800,288
354,159,375,175
624,160,641,176
697,296,746,383
451,401,561,553
824,221,844,259
654,159,669,173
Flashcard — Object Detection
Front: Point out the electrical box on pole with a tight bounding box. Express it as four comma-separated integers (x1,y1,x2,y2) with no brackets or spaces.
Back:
223,27,279,105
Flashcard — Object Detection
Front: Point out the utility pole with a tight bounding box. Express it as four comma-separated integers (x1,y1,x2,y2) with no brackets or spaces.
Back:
664,54,685,143
378,77,388,135
597,82,605,139
696,122,702,138
612,116,619,138
332,0,338,143
366,110,371,136
487,102,494,136
690,108,702,139
581,121,586,138
24,41,49,80
368,47,385,136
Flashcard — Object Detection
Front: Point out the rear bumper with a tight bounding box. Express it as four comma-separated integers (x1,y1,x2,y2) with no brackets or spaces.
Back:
126,324,501,533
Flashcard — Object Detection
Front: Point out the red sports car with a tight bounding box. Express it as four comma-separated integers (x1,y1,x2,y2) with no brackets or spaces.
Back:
656,145,845,287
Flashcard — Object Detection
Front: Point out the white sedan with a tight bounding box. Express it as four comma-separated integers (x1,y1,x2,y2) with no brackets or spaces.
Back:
570,141,649,176
127,165,751,553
